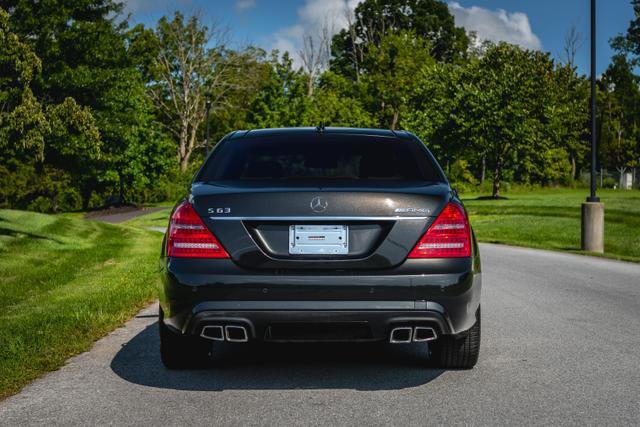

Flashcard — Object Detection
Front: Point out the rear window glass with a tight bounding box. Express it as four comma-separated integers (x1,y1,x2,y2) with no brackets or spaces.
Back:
196,134,444,183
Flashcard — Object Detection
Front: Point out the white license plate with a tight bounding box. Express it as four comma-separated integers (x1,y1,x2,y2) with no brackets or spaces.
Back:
289,225,349,255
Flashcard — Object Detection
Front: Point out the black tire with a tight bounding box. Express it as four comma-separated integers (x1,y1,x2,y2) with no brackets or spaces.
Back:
430,308,480,369
159,310,211,369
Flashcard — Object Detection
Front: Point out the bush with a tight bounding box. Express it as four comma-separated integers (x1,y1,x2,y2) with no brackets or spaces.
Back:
603,177,617,188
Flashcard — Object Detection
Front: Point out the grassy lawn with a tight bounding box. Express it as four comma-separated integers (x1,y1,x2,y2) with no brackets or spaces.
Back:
0,210,163,399
124,206,172,229
462,189,640,263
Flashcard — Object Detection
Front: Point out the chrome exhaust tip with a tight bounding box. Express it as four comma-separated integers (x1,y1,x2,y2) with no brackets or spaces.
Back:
389,327,413,344
413,327,437,342
200,325,225,341
225,325,249,342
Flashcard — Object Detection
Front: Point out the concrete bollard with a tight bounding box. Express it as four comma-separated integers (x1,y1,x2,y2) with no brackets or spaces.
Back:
581,202,604,253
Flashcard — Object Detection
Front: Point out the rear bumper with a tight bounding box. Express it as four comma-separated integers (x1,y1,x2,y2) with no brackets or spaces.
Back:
160,258,481,341
188,301,453,342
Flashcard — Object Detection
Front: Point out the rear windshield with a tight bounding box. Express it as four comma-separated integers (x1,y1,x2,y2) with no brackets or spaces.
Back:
196,134,444,183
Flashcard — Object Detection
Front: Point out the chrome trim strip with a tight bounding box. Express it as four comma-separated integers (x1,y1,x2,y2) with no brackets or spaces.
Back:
208,216,429,221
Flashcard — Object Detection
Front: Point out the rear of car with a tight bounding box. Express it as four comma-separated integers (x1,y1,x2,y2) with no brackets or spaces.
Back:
159,127,481,369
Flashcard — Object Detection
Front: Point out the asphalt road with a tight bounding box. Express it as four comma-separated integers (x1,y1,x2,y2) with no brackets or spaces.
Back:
86,206,167,223
1,244,639,426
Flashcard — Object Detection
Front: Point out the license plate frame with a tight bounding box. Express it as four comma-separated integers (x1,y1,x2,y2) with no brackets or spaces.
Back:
288,225,349,255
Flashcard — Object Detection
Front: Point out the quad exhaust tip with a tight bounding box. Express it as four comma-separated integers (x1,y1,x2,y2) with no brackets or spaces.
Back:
390,327,413,343
200,325,249,342
413,326,437,342
225,325,249,342
200,325,225,341
389,326,437,343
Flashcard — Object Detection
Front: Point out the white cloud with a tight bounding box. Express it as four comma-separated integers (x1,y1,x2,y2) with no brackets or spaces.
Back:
448,2,542,50
270,1,542,66
269,0,359,67
272,25,304,61
235,0,256,13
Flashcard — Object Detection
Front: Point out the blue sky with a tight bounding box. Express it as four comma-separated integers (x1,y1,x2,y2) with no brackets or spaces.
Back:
125,0,636,75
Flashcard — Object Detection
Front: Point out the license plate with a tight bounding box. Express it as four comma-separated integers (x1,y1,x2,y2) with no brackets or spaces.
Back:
289,225,349,255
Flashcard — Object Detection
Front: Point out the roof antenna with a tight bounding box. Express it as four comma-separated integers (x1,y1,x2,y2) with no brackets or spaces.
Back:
315,122,325,133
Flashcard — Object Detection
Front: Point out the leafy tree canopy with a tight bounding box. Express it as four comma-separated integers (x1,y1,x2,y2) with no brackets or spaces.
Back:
331,0,468,79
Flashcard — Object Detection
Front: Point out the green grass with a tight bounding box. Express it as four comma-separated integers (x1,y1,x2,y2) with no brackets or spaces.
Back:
0,210,163,399
462,189,640,262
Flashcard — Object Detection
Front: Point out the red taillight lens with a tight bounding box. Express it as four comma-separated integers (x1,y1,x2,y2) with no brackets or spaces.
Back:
407,202,471,258
167,201,229,258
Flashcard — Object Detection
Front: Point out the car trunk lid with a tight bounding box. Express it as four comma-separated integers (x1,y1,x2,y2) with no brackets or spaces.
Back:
190,183,450,270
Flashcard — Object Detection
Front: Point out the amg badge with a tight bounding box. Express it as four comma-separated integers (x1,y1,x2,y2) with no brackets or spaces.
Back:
394,207,431,214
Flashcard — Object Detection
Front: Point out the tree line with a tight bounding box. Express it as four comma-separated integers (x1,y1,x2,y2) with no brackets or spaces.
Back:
1,0,639,211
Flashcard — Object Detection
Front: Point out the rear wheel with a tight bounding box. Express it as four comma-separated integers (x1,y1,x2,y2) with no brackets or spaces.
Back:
430,308,480,369
159,309,211,369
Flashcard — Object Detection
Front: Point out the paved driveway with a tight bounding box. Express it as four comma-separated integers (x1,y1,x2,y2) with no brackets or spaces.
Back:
1,244,639,425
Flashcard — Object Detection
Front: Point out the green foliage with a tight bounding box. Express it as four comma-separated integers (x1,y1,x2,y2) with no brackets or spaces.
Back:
247,52,310,128
598,54,640,175
47,97,101,159
604,1,640,186
611,0,640,66
331,0,468,79
143,12,264,172
302,72,375,127
401,61,461,157
362,31,435,129
245,53,376,129
405,43,589,198
0,8,48,158
1,2,173,211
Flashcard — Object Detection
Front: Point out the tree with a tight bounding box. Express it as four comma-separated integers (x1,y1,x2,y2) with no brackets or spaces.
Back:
611,0,640,66
246,52,309,128
148,12,256,172
598,55,640,186
608,1,640,186
402,62,470,177
546,64,589,181
331,0,469,79
203,47,274,142
362,31,435,129
0,7,48,159
0,7,101,211
408,44,581,197
3,1,176,209
299,24,332,97
562,25,583,68
302,71,374,127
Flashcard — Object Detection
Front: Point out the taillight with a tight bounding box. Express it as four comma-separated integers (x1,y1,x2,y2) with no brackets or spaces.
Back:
167,201,229,258
407,202,471,258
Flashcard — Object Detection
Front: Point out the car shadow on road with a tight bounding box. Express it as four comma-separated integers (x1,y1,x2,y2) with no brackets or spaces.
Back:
110,322,445,391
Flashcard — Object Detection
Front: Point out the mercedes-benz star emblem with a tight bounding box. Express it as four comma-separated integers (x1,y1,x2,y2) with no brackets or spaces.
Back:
310,196,328,213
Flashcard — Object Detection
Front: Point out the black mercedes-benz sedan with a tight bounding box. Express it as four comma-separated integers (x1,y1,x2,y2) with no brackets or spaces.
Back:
159,127,481,369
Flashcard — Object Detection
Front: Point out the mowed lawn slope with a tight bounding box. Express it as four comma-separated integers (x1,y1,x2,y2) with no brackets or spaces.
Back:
0,210,163,399
464,189,640,262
